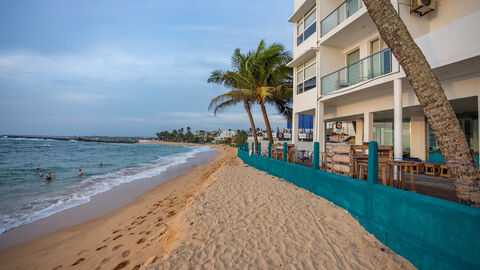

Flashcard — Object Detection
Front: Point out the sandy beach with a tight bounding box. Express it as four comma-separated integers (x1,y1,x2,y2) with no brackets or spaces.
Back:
0,146,415,269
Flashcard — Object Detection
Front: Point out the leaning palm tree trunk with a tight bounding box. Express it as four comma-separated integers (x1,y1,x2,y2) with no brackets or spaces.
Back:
259,102,274,144
244,101,259,153
363,0,479,206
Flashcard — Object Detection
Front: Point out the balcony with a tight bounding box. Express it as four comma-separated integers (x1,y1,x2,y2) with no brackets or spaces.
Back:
321,48,392,95
321,0,363,37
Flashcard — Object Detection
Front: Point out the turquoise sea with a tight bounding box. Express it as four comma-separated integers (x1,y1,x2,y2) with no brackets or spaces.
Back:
0,137,212,234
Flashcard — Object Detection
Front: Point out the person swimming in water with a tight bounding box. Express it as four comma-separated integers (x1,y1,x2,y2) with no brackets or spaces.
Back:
39,172,44,178
78,168,83,176
99,162,102,167
35,168,40,173
46,172,53,181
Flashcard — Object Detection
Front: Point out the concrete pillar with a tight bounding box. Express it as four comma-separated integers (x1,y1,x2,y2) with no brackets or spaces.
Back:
316,101,325,152
477,95,480,162
364,112,374,143
394,78,403,161
355,119,364,145
410,115,427,161
292,112,299,145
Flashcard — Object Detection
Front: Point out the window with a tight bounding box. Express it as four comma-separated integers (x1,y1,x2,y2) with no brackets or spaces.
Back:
296,56,316,94
297,8,316,46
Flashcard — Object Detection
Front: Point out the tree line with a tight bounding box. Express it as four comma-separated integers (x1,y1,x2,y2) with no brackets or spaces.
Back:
156,127,197,143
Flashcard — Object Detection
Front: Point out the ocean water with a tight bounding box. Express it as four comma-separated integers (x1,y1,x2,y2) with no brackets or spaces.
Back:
0,137,212,234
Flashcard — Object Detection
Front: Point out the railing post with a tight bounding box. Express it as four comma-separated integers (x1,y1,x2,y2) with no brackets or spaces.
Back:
258,142,261,155
313,142,319,169
251,142,254,153
245,142,249,153
368,141,378,184
268,142,272,158
283,142,288,162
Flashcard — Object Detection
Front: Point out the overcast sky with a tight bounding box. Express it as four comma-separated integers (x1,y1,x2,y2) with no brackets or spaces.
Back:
0,0,293,136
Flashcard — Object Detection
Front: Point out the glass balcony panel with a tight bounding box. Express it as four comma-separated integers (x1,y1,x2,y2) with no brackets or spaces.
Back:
321,48,392,95
321,0,361,36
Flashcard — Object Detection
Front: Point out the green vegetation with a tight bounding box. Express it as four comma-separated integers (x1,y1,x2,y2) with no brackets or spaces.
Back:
208,40,293,149
156,126,198,143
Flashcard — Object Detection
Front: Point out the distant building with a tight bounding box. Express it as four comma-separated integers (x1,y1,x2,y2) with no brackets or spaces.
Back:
214,130,237,143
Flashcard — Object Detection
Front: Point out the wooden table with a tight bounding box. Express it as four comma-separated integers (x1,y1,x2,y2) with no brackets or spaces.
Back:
385,161,416,192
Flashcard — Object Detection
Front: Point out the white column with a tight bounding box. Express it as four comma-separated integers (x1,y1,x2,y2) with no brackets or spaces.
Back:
394,78,403,161
355,119,364,145
364,112,374,143
292,112,299,145
410,115,427,161
316,101,325,152
478,95,480,160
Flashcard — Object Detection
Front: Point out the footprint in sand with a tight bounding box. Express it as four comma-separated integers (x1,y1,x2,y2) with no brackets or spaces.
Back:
121,250,130,257
131,264,141,270
166,210,176,217
112,234,123,241
96,245,107,251
137,238,146,244
102,237,110,242
112,229,121,234
52,265,63,270
100,258,109,264
112,260,129,270
112,244,123,251
71,258,85,266
76,249,88,256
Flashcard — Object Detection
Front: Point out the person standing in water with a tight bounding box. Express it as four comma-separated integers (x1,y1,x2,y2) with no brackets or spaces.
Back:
99,162,102,167
46,172,53,181
35,168,40,174
78,169,83,176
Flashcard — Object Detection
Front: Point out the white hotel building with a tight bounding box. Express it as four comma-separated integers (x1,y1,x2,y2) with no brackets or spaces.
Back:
288,0,480,162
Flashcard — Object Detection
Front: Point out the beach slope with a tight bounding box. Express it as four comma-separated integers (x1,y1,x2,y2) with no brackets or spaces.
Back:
0,147,415,269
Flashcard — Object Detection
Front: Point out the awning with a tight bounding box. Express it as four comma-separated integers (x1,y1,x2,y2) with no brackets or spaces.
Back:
288,0,316,23
287,47,317,67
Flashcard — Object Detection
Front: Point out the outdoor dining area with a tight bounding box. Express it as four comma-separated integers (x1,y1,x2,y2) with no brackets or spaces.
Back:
259,142,457,202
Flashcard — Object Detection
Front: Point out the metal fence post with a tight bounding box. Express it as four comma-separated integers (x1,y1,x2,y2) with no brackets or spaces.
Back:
313,142,319,170
268,142,272,158
245,142,249,153
368,141,378,184
258,142,261,155
283,142,288,162
251,142,254,154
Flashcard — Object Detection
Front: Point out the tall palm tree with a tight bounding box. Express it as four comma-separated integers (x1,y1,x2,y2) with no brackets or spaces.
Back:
208,50,260,152
363,0,479,206
240,40,292,144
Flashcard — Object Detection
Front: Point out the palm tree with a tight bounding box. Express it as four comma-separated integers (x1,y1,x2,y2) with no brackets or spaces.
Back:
236,40,292,144
208,50,260,152
362,0,479,206
248,41,292,143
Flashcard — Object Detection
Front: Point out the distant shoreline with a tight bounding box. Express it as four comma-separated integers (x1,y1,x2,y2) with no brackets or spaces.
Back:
2,135,139,144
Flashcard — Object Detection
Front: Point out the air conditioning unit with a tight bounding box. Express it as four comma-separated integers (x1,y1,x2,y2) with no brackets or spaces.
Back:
410,0,436,16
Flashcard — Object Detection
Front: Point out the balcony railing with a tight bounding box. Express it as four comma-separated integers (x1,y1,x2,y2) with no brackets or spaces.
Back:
321,0,362,37
321,48,392,95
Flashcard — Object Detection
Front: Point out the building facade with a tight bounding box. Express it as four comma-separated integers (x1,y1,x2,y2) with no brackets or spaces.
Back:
288,0,480,161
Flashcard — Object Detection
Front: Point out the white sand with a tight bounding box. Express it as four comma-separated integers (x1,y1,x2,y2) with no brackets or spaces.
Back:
151,157,415,270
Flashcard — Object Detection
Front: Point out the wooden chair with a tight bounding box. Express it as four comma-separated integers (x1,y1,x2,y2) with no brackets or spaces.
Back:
425,163,440,176
439,164,450,179
331,145,354,178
